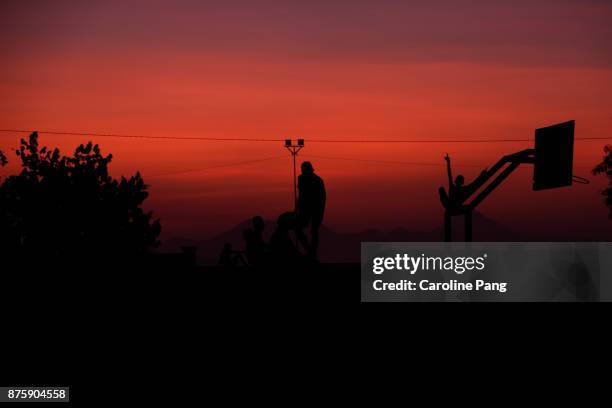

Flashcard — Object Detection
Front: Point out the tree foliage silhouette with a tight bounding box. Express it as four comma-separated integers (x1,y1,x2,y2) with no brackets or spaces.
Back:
592,145,612,218
0,132,161,264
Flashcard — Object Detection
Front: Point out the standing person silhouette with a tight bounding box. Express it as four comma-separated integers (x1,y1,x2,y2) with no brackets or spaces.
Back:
296,161,326,260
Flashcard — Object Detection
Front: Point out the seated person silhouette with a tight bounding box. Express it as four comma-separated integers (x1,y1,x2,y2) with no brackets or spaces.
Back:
439,153,488,212
270,211,301,266
219,242,248,267
242,227,254,246
295,161,326,260
244,215,267,266
219,243,235,266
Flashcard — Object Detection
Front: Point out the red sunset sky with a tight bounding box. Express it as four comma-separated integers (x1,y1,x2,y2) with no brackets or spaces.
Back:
1,0,611,242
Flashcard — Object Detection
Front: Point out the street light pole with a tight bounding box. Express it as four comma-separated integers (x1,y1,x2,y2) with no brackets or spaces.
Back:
285,139,304,248
293,151,297,210
284,139,304,211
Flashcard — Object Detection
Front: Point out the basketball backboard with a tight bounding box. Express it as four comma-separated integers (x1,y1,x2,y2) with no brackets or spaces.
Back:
533,120,574,191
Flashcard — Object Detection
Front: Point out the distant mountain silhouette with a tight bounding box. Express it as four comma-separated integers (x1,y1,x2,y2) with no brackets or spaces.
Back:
158,211,521,265
431,211,521,242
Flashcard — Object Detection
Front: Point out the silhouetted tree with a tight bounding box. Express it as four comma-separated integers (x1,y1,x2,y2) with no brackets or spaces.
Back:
0,132,161,266
592,145,612,218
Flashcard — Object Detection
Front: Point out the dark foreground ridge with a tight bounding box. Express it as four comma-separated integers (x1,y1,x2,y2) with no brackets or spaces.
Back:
202,263,359,302
4,261,360,311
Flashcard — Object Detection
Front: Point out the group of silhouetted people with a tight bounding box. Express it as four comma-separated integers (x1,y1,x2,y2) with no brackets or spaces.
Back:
219,161,326,268
218,154,494,265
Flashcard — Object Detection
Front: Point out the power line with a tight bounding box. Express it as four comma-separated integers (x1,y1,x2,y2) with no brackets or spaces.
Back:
0,129,280,142
303,154,483,167
303,153,595,170
2,153,593,179
148,155,285,178
1,128,611,144
280,136,612,143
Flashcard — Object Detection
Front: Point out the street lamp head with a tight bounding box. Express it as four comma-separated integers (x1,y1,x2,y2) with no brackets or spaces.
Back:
297,139,304,146
285,139,292,147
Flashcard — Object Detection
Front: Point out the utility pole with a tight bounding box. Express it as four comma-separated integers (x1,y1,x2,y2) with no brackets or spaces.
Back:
285,139,304,248
284,139,304,211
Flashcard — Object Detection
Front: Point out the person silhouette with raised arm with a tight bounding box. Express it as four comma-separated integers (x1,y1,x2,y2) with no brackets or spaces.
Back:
295,161,326,260
439,153,489,241
439,153,488,210
439,153,465,209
